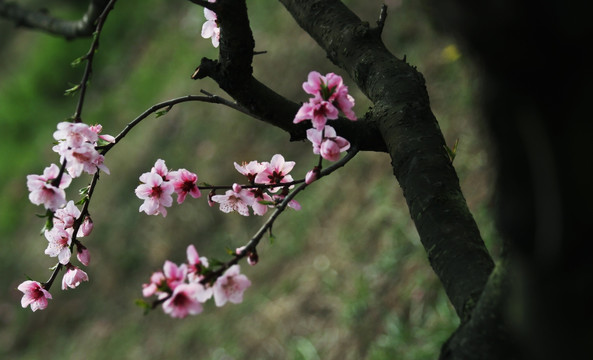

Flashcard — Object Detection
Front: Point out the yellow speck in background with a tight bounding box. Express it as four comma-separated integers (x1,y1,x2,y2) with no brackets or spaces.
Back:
442,44,461,63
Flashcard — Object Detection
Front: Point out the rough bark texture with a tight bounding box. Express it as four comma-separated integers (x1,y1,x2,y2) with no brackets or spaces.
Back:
278,0,495,321
193,0,496,327
194,0,495,328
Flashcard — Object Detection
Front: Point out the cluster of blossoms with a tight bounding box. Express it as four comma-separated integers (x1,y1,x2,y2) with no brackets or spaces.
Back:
53,122,112,178
20,121,113,311
294,71,356,162
142,245,251,318
135,159,201,217
201,0,219,48
134,154,300,219
211,154,301,216
26,123,113,212
20,69,357,317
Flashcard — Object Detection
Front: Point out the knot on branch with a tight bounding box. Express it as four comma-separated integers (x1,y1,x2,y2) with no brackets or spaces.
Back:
191,58,219,80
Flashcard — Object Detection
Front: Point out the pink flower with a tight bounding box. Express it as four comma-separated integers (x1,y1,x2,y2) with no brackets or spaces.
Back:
142,271,166,297
53,122,98,148
163,260,188,291
52,121,111,177
76,244,91,266
234,160,266,183
26,163,72,211
201,8,220,48
18,280,52,312
211,188,252,216
169,169,201,204
294,99,339,130
294,71,357,129
135,172,174,217
320,138,350,162
187,244,210,282
89,124,115,143
245,188,274,216
151,159,170,180
334,92,356,121
306,125,350,161
272,193,301,211
254,154,295,192
213,265,251,307
62,264,89,290
53,200,81,229
54,142,109,177
162,283,206,318
303,71,349,105
44,227,72,264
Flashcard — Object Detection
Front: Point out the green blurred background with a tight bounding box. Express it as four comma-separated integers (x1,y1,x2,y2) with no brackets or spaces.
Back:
0,0,499,359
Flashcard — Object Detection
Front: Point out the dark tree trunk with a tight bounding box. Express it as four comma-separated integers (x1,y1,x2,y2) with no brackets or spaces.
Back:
426,1,593,358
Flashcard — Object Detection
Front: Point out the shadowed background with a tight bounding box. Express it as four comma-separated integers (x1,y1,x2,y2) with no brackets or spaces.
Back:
0,0,498,358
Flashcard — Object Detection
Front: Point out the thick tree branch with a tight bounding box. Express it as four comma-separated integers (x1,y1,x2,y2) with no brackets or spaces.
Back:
439,259,518,359
0,0,109,40
279,0,494,320
190,0,386,152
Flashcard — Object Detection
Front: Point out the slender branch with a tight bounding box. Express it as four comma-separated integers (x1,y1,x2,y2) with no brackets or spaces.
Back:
72,0,118,122
0,0,110,40
99,94,252,155
146,147,359,310
41,1,117,290
199,146,359,285
44,171,101,290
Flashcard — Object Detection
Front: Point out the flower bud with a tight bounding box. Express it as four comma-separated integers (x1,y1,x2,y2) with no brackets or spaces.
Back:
77,245,91,266
247,250,259,266
232,183,242,193
236,246,258,266
305,167,319,184
78,216,94,237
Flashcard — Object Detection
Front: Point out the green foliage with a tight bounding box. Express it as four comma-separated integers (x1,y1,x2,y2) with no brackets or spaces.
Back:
0,1,497,359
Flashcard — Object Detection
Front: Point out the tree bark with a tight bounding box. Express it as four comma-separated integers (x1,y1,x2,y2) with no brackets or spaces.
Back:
193,0,495,323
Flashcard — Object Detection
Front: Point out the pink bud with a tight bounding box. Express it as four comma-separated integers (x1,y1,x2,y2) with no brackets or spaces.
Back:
78,216,94,237
247,251,259,266
305,168,319,184
232,183,242,193
236,246,258,266
77,245,91,266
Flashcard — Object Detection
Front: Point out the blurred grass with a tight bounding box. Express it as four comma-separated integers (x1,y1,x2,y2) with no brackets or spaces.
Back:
0,0,498,359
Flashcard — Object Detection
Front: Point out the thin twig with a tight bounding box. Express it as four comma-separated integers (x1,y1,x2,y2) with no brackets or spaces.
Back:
198,146,359,286
0,0,109,39
44,171,100,290
72,0,118,122
376,4,388,35
99,93,253,155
